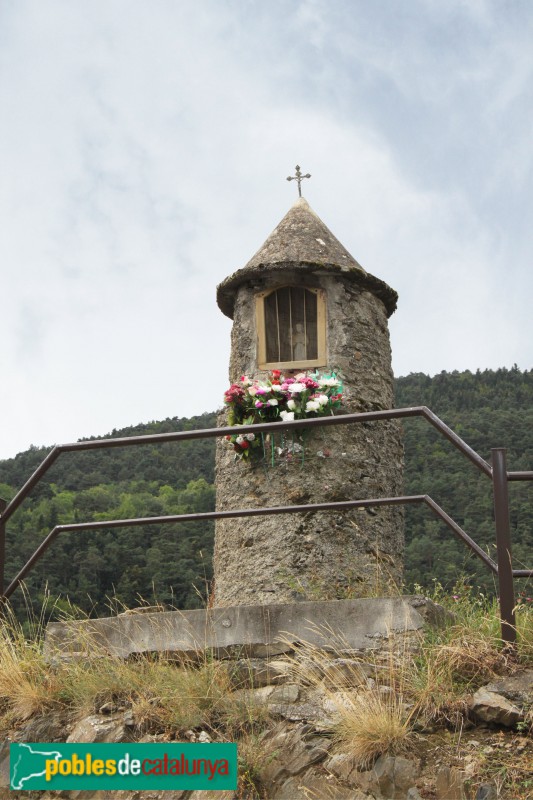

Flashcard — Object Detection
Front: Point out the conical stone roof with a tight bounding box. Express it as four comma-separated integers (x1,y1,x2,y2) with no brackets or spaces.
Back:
244,196,365,272
217,196,397,318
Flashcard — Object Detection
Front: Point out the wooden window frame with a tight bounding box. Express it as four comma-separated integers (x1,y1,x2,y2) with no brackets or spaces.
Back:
256,286,327,371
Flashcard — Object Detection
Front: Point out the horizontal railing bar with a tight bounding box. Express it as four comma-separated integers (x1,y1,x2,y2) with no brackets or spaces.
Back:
1,404,529,605
2,495,425,600
507,471,533,481
513,569,533,578
2,492,499,600
0,406,496,525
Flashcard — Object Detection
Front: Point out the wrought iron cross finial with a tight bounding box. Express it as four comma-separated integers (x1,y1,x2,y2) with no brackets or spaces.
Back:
286,165,311,197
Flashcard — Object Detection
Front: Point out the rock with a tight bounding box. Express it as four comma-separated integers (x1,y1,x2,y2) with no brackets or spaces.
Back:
475,784,498,800
0,741,10,791
98,701,119,714
259,722,332,788
222,657,292,688
326,752,421,798
269,683,301,703
371,755,421,799
470,670,533,728
269,700,330,724
231,681,301,711
66,713,130,744
407,788,424,800
274,770,370,799
470,688,523,727
14,710,69,743
485,668,533,705
321,658,376,687
122,709,134,727
231,684,275,705
197,730,211,743
325,752,363,784
435,765,467,799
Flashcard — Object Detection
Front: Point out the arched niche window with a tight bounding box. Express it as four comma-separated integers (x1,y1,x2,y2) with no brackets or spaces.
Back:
256,286,326,370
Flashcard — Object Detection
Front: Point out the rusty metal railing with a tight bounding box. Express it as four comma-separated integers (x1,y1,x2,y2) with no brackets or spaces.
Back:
0,406,532,645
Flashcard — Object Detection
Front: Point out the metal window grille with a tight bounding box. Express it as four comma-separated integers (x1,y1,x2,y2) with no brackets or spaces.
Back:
264,287,318,363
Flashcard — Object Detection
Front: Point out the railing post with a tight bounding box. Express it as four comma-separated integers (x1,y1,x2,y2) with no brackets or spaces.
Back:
0,498,6,597
491,448,516,647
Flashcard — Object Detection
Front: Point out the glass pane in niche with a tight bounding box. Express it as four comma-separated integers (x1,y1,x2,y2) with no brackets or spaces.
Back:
264,287,318,363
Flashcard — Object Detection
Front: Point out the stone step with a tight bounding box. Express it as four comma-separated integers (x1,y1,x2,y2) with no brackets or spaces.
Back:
45,596,448,663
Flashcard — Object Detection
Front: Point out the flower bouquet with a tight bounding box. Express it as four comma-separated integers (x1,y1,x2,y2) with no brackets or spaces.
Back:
223,370,343,460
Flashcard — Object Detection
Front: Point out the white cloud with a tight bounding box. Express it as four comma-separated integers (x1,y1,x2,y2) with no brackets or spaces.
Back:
0,0,531,458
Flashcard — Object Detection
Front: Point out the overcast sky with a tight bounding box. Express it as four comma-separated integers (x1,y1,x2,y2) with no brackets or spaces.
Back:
1,0,532,460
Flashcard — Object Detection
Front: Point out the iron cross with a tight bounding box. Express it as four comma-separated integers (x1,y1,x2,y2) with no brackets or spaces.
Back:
286,165,311,197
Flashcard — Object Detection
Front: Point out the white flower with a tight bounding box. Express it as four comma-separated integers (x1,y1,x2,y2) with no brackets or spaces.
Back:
287,399,296,410
236,435,244,444
247,386,258,396
268,399,278,406
288,382,305,393
317,394,329,406
271,384,283,392
306,400,320,412
280,410,295,422
246,433,255,441
318,377,340,387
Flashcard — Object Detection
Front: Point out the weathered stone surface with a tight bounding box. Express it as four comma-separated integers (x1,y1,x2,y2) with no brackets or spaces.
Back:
0,742,9,794
371,755,421,799
268,700,329,724
325,752,364,784
470,687,523,727
274,769,371,799
214,197,403,607
321,658,375,687
475,784,498,800
231,683,301,707
221,657,292,688
259,722,332,788
45,597,440,662
325,752,420,798
66,713,130,744
435,765,467,800
484,668,533,706
269,683,301,703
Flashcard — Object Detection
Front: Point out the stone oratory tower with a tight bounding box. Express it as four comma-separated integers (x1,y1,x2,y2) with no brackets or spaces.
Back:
214,192,403,606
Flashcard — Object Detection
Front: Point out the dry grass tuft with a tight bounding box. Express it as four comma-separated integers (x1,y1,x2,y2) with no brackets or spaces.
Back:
0,597,63,722
280,630,417,766
332,687,414,765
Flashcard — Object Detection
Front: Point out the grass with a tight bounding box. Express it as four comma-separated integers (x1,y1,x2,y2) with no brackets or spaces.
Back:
0,594,63,722
0,583,532,798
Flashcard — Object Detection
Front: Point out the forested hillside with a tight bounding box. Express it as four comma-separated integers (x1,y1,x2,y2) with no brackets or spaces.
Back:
395,366,533,591
0,368,531,619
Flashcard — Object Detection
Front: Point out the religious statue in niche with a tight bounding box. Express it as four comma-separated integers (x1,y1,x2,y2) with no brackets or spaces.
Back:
292,322,308,361
257,285,325,369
